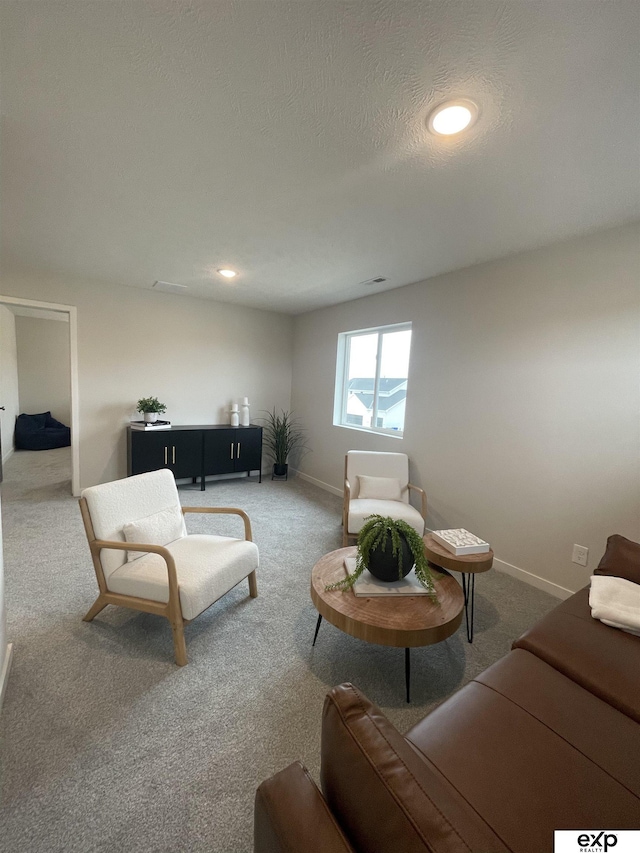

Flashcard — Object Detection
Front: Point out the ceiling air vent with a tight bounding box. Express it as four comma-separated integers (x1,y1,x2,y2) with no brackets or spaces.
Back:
360,276,387,286
153,280,188,293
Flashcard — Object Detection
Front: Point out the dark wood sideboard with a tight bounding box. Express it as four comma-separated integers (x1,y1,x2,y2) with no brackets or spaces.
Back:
127,424,262,490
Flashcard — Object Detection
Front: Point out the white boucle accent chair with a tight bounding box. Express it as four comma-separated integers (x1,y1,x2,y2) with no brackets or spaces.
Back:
343,451,427,547
79,468,259,666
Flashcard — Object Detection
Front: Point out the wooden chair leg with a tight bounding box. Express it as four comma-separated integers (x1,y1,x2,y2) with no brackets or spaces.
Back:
170,619,188,666
342,529,349,547
248,570,258,598
83,596,108,622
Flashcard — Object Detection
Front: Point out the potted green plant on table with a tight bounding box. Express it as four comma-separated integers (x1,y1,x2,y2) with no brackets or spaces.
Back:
327,515,437,596
136,397,167,423
259,408,307,479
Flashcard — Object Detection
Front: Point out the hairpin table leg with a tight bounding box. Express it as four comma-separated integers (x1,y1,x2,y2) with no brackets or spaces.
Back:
312,613,323,646
461,573,476,643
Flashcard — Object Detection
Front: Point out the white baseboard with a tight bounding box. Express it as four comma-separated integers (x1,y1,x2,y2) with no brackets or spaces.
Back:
292,469,343,497
0,642,14,712
490,558,573,600
422,525,575,600
2,447,14,467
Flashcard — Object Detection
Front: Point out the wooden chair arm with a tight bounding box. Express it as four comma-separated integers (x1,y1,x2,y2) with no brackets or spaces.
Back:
407,483,427,520
343,478,351,528
92,539,181,611
181,506,253,541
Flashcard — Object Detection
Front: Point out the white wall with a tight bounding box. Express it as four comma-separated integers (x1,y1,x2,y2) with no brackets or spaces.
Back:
16,315,71,426
0,306,19,464
0,274,294,490
292,222,640,596
0,307,19,706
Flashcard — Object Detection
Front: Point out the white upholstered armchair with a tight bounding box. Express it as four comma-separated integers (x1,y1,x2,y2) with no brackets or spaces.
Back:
343,450,426,547
79,468,258,665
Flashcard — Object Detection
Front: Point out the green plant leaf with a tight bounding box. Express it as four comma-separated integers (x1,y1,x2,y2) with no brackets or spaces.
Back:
257,408,308,465
326,515,438,597
136,396,167,414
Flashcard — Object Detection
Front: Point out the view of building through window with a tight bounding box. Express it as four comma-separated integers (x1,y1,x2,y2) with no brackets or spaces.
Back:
335,324,412,434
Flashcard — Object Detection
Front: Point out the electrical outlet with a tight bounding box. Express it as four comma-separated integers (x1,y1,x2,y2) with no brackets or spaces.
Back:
572,544,589,567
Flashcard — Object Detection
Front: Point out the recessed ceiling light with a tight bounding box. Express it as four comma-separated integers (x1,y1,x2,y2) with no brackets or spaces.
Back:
427,99,478,136
217,269,237,278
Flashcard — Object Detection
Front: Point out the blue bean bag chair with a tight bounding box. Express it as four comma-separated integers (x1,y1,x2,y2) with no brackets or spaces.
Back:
15,412,71,451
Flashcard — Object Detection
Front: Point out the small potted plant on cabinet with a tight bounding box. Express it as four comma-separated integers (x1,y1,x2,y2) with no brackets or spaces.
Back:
327,515,437,596
136,397,167,424
260,408,307,479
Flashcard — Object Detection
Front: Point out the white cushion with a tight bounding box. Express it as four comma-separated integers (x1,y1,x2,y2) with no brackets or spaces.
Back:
123,506,187,562
107,534,259,621
348,499,425,537
357,475,402,501
82,469,182,579
346,451,409,502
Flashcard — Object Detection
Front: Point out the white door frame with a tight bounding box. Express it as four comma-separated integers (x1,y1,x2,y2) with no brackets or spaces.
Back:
0,295,80,496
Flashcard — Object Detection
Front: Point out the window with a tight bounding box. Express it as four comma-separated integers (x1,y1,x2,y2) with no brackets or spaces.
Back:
334,322,412,436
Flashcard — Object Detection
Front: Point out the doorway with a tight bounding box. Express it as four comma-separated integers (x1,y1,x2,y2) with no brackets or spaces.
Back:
0,295,79,496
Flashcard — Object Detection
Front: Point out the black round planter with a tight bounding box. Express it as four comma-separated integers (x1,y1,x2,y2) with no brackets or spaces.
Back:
273,463,288,477
366,533,414,582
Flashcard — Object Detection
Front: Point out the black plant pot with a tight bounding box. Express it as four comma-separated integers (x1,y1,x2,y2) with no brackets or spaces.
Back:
273,463,288,478
366,533,414,582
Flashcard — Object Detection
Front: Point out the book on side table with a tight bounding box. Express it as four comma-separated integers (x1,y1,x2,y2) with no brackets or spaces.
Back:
431,529,490,556
344,557,431,596
130,420,172,431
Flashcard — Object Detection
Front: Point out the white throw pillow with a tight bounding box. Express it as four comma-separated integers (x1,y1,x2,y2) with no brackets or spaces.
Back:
357,475,402,502
123,506,187,562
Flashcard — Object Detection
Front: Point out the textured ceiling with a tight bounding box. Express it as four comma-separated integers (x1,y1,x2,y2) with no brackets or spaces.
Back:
1,1,639,314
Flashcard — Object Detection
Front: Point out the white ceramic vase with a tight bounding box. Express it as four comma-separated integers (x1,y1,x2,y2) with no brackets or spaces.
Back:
144,412,158,423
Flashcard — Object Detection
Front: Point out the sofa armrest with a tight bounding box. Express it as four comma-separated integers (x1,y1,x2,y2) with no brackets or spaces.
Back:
254,761,354,853
322,683,510,853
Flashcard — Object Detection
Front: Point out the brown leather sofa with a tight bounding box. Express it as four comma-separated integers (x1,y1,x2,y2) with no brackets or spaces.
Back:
255,536,640,852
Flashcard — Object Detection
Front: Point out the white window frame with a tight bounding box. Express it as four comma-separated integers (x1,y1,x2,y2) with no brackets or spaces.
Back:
333,321,411,438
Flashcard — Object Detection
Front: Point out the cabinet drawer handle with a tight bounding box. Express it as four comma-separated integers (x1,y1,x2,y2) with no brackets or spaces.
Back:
237,442,241,458
164,446,168,465
172,446,176,465
230,443,234,460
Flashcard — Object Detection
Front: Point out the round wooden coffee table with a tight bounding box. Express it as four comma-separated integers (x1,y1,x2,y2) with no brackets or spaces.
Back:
422,533,494,643
310,546,464,702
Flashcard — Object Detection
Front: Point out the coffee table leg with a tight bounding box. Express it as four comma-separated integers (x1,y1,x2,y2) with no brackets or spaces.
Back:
461,573,476,643
405,648,411,703
312,613,323,646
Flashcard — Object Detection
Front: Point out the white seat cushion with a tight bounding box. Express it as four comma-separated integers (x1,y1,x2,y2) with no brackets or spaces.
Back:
107,534,259,621
348,499,425,537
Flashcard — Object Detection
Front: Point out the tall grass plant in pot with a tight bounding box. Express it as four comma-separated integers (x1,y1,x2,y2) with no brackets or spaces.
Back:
259,409,308,478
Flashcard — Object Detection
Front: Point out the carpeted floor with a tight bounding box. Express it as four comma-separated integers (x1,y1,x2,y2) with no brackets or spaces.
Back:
0,448,556,853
